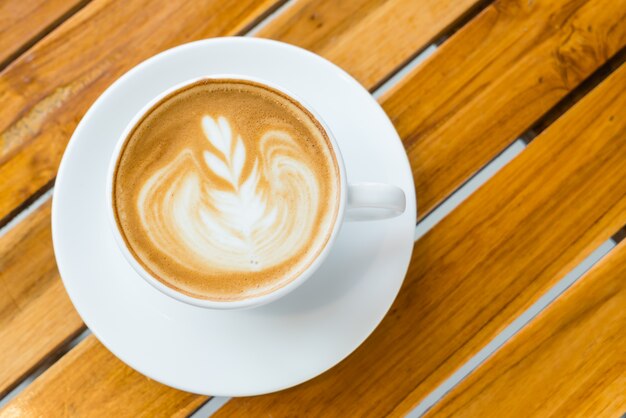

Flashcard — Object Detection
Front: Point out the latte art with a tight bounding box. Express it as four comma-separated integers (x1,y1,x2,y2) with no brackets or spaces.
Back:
112,79,340,301
137,116,320,272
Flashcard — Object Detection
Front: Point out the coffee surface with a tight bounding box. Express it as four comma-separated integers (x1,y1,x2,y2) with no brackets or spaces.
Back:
113,79,340,301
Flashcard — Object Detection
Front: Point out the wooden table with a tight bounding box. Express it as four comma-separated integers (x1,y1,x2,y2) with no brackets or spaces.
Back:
1,0,625,416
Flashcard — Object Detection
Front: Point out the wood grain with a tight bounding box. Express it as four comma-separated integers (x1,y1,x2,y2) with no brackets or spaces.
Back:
426,240,626,418
0,200,84,397
257,0,484,88
0,0,89,68
213,60,626,417
381,0,626,218
0,0,484,227
0,0,282,225
0,336,207,417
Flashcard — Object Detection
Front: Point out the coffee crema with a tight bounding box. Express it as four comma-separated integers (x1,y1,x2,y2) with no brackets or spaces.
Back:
112,79,340,301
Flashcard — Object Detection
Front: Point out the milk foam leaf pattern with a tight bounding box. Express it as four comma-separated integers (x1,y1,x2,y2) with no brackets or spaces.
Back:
233,138,245,184
202,116,243,186
137,115,321,278
201,116,268,222
201,116,276,267
202,116,231,158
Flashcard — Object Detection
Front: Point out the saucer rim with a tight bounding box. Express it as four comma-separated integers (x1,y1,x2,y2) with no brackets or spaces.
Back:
52,37,416,396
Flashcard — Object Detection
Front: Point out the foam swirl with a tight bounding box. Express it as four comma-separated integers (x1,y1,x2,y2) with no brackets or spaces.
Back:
137,116,320,274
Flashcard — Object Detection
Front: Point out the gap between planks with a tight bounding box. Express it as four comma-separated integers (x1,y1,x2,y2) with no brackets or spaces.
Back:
407,238,618,417
0,329,91,410
527,46,626,142
367,0,493,92
0,188,53,239
0,0,94,72
245,0,300,37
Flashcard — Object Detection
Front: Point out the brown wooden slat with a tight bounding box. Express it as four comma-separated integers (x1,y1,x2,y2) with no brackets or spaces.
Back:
0,0,484,227
0,0,485,400
0,201,84,397
213,59,626,416
0,336,206,417
530,48,626,136
382,0,626,218
0,0,282,226
257,0,484,88
0,0,89,69
426,240,626,418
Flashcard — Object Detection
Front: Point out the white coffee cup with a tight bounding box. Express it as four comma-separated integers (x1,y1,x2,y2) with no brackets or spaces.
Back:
106,75,406,309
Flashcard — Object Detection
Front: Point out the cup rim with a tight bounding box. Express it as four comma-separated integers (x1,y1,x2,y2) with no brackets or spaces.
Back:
106,74,347,309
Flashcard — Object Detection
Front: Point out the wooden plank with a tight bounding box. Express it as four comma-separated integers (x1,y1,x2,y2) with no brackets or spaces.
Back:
0,200,84,397
0,336,206,417
0,0,282,225
0,0,89,68
213,60,626,416
381,0,626,218
426,240,626,418
0,0,484,226
257,0,483,88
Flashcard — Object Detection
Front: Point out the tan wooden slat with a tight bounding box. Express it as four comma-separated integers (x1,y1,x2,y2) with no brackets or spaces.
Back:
0,0,485,399
257,0,483,88
425,240,626,418
0,0,282,225
213,60,626,416
382,0,626,218
0,0,89,68
0,201,84,397
0,0,484,226
0,336,206,417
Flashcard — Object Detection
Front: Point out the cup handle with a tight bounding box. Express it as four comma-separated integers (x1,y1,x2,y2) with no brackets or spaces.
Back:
346,182,406,221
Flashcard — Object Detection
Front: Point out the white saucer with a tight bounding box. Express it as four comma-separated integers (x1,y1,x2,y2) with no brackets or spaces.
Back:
52,38,416,396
